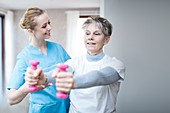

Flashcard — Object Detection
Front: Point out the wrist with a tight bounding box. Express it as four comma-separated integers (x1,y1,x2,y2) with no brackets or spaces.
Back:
21,83,30,94
73,77,76,88
43,75,48,85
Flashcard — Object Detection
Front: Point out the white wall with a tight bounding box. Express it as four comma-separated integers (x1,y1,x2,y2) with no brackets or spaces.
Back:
101,0,170,113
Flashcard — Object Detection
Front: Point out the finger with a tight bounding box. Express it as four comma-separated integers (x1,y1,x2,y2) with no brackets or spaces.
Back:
47,83,53,86
25,72,39,81
26,67,33,73
38,70,48,85
34,68,42,78
25,80,38,86
25,75,39,85
56,87,70,93
56,78,74,90
25,68,41,83
36,85,46,91
36,83,52,91
57,72,73,78
43,83,52,88
25,74,38,81
52,69,60,78
56,77,74,85
25,68,34,78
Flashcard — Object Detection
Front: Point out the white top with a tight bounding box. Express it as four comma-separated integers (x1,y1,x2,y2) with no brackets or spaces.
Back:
65,54,125,113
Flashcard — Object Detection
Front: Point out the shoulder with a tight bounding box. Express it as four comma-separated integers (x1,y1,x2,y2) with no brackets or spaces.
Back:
105,55,123,63
47,41,66,51
65,55,85,68
104,55,126,80
17,45,31,59
47,41,70,60
12,46,30,71
47,41,62,47
104,55,125,69
66,55,83,63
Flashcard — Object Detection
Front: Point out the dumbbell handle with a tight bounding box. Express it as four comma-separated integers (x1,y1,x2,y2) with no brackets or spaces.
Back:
28,60,40,92
56,64,68,98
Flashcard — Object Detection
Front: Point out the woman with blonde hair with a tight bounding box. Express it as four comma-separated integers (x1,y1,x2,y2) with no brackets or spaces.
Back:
7,7,70,113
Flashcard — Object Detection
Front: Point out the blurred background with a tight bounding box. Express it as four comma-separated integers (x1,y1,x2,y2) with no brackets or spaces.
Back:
0,0,170,113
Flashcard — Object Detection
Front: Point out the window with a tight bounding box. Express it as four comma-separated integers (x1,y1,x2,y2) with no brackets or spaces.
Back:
66,11,99,58
75,17,88,56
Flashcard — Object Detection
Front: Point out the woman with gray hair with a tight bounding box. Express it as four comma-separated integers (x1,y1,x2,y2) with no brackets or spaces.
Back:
53,17,126,113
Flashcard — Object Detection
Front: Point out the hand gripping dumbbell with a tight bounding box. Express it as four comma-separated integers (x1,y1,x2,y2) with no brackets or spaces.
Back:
56,64,69,98
28,60,40,92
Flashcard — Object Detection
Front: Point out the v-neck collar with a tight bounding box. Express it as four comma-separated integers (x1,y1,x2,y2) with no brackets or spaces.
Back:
29,41,48,56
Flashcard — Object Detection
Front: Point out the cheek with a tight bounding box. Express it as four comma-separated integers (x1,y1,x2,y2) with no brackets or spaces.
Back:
84,37,87,43
35,30,43,35
97,39,105,45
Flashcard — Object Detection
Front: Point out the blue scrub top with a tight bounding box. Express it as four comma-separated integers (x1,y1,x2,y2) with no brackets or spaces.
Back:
8,41,71,113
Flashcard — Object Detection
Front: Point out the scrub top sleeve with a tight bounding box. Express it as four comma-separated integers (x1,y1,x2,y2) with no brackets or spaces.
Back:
60,45,71,60
7,55,27,90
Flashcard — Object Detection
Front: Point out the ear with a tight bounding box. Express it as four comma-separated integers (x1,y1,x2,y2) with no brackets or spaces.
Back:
27,29,34,34
104,36,110,45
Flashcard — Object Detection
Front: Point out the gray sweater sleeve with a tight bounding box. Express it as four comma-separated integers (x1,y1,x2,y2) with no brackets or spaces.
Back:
44,66,121,89
45,71,56,84
75,66,121,89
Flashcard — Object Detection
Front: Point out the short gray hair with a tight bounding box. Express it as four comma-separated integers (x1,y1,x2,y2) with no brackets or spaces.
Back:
82,17,112,37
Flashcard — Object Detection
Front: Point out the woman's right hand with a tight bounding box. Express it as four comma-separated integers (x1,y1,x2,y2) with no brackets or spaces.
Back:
52,68,76,93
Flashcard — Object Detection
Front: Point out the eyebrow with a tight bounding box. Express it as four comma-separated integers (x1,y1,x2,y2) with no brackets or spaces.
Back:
41,21,50,27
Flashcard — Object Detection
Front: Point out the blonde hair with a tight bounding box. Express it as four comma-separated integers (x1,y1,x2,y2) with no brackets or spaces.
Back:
19,7,45,30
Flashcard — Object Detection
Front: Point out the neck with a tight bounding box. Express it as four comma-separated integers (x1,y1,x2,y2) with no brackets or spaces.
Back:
31,40,47,55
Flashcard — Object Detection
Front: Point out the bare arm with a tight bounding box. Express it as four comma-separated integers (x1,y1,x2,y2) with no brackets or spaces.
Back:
8,68,48,105
7,83,29,105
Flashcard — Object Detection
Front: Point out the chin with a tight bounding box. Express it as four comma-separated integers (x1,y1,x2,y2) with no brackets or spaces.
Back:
87,50,96,55
45,36,51,39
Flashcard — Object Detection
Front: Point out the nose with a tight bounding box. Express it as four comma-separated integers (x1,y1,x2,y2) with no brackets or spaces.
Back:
47,24,52,31
88,34,94,40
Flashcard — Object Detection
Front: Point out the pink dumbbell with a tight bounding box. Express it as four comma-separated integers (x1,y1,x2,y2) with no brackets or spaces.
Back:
56,64,69,98
28,60,40,92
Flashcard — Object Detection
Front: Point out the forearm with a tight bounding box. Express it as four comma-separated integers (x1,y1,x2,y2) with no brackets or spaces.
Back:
75,66,121,89
8,83,29,105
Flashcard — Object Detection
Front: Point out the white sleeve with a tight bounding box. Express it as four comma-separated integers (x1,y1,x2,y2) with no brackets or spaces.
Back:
111,57,126,82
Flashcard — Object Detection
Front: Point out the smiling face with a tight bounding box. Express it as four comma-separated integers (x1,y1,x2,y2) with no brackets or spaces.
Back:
84,23,110,55
31,13,52,40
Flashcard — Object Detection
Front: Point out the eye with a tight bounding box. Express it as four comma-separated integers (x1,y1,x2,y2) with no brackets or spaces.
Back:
48,21,51,25
85,31,90,35
94,32,101,35
41,21,51,29
42,24,47,28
